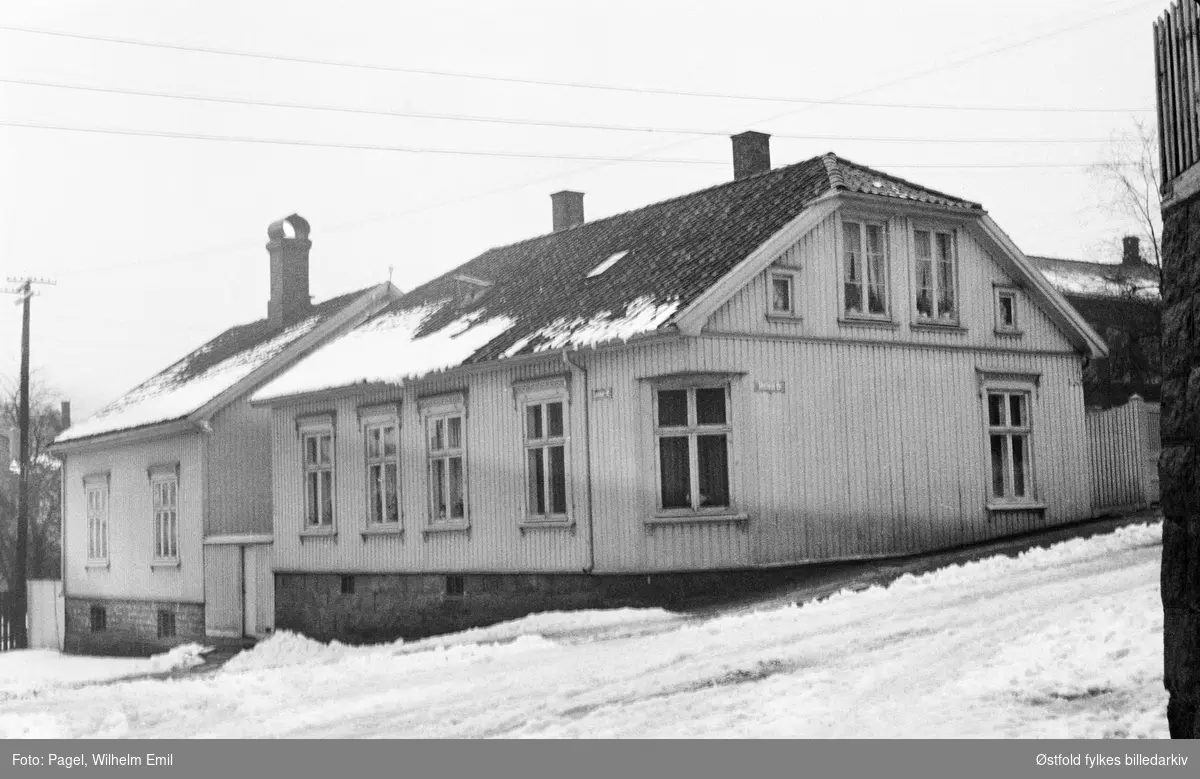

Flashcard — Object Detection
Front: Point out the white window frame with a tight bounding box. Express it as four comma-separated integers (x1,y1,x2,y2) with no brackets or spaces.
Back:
148,463,179,565
911,224,959,325
361,406,402,531
298,415,336,533
516,378,572,525
979,377,1038,507
83,472,110,566
420,392,469,530
994,285,1021,335
651,379,736,517
766,269,801,320
840,217,891,320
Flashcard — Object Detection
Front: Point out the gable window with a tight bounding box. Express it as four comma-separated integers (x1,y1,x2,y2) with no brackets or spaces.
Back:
914,228,957,322
994,287,1020,334
986,389,1033,502
768,271,797,317
422,393,468,526
84,474,109,564
300,417,335,530
654,384,732,513
842,220,889,317
363,413,400,526
150,469,179,563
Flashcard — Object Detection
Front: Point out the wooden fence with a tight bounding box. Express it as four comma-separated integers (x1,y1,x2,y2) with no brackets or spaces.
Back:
1086,395,1160,514
0,591,15,652
1156,2,1200,187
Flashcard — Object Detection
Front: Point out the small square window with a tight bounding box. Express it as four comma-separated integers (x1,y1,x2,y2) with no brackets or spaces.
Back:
341,575,356,595
89,605,107,632
156,610,176,639
769,273,795,316
445,574,465,597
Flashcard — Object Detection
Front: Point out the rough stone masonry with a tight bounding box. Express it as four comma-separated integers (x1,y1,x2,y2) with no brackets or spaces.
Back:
1159,197,1200,739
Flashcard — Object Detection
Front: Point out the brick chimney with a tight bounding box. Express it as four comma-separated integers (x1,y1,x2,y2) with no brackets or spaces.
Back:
1122,235,1142,267
266,214,312,328
551,191,585,232
60,401,71,430
732,131,771,180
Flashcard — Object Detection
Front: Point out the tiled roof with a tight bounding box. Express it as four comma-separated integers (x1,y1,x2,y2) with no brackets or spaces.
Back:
255,154,981,401
57,287,376,443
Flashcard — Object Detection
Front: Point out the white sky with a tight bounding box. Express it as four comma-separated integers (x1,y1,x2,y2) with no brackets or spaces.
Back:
0,0,1166,418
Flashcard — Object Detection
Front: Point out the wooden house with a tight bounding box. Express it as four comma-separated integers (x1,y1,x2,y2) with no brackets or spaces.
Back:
250,133,1109,643
51,216,399,654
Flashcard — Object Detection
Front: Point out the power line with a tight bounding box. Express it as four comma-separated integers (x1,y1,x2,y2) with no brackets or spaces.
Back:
0,76,1127,144
0,22,1155,114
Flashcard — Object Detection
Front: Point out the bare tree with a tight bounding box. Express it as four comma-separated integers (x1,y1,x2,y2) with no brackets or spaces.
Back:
0,380,65,584
1090,118,1163,276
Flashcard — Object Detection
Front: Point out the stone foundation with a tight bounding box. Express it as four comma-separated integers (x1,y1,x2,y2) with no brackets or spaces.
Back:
64,597,205,657
275,569,802,644
1159,195,1200,738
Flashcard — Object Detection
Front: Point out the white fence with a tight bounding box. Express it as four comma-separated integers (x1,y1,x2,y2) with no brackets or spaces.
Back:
27,579,65,651
1086,395,1160,514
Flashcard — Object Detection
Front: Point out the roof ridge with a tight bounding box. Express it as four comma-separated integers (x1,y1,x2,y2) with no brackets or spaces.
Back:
826,153,982,209
821,152,846,190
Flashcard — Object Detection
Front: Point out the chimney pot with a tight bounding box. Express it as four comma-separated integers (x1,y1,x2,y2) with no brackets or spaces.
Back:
1122,235,1142,266
731,131,771,180
266,214,313,328
551,191,585,232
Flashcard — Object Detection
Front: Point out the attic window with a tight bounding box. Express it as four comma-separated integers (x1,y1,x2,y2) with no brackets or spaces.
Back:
586,251,629,279
453,274,493,305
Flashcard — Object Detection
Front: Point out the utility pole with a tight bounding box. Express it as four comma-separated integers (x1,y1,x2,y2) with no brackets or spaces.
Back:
3,275,54,649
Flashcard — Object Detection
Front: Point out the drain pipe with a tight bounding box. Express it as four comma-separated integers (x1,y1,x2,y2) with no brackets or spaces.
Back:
563,349,595,574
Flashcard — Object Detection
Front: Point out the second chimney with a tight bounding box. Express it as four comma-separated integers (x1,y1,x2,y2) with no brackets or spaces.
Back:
732,131,771,180
1122,235,1142,267
551,191,585,232
266,214,313,329
60,400,71,430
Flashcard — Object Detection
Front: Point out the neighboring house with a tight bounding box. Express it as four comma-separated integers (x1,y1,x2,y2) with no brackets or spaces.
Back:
1029,237,1162,408
250,132,1108,644
51,216,399,655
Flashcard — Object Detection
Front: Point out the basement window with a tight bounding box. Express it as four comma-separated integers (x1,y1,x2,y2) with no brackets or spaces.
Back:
89,605,107,632
341,575,356,595
156,610,176,639
586,250,628,278
445,575,465,598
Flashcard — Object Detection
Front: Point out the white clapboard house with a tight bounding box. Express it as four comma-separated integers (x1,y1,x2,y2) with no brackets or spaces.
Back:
52,216,399,654
247,133,1109,643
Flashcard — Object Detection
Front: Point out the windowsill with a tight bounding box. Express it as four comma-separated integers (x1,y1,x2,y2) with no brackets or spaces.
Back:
361,525,404,538
151,559,181,569
646,512,749,527
994,328,1024,338
300,527,337,540
84,560,110,569
519,518,574,531
765,313,803,324
423,521,470,536
911,320,966,333
837,316,898,330
986,502,1046,513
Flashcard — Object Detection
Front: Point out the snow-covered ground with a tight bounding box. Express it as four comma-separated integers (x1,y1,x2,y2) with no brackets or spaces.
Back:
0,522,1166,738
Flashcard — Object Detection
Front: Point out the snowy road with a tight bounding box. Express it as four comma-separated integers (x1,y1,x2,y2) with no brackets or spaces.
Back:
0,522,1166,738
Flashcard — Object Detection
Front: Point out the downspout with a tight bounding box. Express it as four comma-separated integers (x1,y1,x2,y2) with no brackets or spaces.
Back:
562,350,595,574
59,455,67,647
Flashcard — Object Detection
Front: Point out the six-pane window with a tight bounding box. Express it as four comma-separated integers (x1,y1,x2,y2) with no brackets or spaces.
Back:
525,400,568,518
914,229,957,321
152,475,178,561
303,431,335,527
427,413,466,522
987,390,1033,502
85,482,108,562
843,220,888,316
365,421,400,524
655,386,732,512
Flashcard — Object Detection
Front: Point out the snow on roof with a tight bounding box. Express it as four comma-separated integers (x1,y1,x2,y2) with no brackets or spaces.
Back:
1028,256,1160,301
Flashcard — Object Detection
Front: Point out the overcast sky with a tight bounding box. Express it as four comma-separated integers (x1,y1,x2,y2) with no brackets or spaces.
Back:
0,0,1167,419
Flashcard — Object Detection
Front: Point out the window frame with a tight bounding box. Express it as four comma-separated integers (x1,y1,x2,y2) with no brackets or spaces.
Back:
993,285,1022,336
83,472,110,567
298,415,336,535
360,405,402,532
651,379,736,519
148,463,180,566
839,215,892,322
516,378,572,525
420,392,469,531
766,268,801,320
978,374,1039,509
911,223,960,326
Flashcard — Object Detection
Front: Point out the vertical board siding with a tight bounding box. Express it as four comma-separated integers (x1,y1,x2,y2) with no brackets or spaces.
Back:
1086,398,1152,511
206,396,274,536
63,434,205,602
203,544,241,635
1156,3,1200,184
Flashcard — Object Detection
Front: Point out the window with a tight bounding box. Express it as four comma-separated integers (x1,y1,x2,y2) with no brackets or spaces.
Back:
986,390,1033,502
445,574,465,597
654,385,732,513
84,475,109,563
995,288,1020,333
524,399,568,519
423,395,467,525
364,418,400,525
89,605,107,632
914,228,957,322
842,220,889,317
157,610,175,639
768,271,797,317
341,575,356,595
151,472,178,562
300,419,335,529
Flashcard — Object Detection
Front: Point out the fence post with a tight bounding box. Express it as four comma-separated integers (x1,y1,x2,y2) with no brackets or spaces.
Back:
1129,394,1148,508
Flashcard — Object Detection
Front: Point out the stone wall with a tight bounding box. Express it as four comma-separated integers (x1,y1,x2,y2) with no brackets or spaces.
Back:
64,597,204,657
1158,197,1200,738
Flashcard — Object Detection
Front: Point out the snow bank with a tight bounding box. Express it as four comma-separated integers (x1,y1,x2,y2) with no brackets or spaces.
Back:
0,643,209,699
